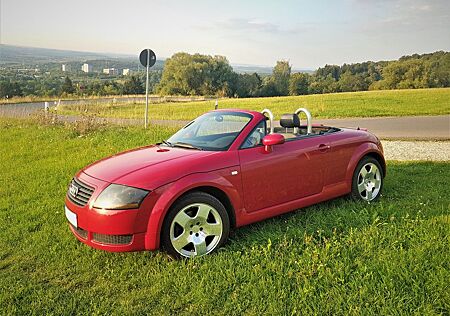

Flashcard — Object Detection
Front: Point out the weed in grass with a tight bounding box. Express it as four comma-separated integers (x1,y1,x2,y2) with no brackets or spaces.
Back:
66,114,107,137
29,110,110,137
29,109,61,126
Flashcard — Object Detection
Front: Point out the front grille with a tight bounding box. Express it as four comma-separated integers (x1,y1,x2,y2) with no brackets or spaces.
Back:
67,177,94,207
92,233,132,245
70,224,88,239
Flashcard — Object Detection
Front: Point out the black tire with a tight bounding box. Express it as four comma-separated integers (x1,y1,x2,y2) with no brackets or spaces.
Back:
350,156,384,202
161,192,230,259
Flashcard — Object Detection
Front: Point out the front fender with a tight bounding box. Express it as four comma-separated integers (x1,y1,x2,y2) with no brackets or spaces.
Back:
144,167,243,250
344,142,384,191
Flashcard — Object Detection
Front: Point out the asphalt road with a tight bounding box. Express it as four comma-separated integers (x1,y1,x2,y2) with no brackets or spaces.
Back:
312,115,450,140
1,102,449,140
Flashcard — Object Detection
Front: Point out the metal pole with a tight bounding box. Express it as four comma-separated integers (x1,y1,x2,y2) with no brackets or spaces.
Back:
145,49,150,128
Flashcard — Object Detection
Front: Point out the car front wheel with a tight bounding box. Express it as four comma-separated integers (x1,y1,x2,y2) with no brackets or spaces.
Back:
161,192,230,259
351,156,383,202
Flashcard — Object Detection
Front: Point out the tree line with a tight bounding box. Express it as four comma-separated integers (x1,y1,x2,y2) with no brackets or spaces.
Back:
155,51,449,97
1,51,448,99
0,71,160,99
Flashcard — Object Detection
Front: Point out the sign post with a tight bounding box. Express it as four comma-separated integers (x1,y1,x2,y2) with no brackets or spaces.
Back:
139,49,156,128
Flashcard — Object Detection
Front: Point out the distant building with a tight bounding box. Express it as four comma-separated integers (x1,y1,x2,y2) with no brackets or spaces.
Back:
62,64,71,72
122,68,131,76
103,68,119,75
82,63,93,73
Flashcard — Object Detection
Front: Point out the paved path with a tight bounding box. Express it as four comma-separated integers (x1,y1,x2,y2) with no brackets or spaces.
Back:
1,102,448,140
313,115,450,140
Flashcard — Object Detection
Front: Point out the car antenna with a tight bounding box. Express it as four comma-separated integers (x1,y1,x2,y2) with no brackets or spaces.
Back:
215,99,218,110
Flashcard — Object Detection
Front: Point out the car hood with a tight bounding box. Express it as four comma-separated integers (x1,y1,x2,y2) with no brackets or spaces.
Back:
82,145,238,190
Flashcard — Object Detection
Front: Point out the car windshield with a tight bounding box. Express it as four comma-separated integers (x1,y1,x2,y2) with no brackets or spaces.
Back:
166,111,252,151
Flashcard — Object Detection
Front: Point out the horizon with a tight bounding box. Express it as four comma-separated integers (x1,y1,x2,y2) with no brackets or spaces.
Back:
2,43,447,71
1,0,450,69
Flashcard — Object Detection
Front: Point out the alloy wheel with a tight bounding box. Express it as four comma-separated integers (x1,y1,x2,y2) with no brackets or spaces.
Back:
170,203,223,258
357,162,382,201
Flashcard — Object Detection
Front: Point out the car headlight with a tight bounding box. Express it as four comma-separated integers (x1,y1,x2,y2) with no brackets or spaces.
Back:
93,184,149,210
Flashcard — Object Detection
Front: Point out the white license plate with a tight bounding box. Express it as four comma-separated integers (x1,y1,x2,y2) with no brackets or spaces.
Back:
65,206,77,228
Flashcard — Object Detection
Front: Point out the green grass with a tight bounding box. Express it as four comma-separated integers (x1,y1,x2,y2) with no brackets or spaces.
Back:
59,88,450,121
0,94,148,105
0,118,449,315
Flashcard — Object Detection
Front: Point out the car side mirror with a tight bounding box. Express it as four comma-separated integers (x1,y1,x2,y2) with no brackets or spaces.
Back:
262,133,285,152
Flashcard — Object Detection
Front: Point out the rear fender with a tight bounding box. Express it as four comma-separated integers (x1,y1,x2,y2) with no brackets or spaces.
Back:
144,169,243,250
344,142,384,191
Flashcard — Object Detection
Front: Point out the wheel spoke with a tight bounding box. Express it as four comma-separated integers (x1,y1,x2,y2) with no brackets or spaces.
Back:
370,164,378,175
366,189,373,200
194,240,207,256
360,167,368,178
171,231,190,251
196,204,211,220
173,211,192,227
203,223,222,236
358,182,366,194
373,177,381,188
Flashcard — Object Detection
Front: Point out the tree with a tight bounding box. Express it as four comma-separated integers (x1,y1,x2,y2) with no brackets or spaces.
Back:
122,75,144,94
156,52,235,96
289,73,310,95
234,73,262,97
272,60,291,95
101,81,121,95
338,71,367,92
0,80,23,98
258,77,279,97
308,74,339,94
61,76,75,94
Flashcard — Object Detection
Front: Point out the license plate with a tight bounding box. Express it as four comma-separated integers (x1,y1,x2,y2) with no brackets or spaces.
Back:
65,206,77,228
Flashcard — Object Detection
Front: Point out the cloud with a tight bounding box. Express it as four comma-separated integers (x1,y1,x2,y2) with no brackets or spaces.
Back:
357,0,450,32
216,18,281,34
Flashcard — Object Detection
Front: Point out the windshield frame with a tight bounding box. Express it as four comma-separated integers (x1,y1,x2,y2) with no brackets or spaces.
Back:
166,111,254,151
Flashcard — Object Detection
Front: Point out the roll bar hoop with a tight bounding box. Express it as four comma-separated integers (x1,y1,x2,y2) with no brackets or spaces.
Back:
261,109,274,134
294,107,312,134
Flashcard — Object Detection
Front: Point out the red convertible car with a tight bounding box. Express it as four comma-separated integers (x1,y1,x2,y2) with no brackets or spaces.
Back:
65,108,385,258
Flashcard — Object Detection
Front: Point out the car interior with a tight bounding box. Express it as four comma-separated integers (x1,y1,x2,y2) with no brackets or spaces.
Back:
273,113,340,140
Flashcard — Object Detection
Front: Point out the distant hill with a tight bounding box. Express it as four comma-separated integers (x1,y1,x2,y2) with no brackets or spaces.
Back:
232,63,313,74
0,44,313,75
0,44,131,64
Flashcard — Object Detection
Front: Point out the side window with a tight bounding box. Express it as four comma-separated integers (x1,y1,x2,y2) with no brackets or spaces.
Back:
241,120,267,149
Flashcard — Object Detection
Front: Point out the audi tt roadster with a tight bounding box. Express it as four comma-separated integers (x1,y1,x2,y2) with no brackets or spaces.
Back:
65,107,385,258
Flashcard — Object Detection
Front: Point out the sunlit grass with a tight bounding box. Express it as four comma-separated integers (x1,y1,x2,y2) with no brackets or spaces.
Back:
58,88,450,121
0,118,449,314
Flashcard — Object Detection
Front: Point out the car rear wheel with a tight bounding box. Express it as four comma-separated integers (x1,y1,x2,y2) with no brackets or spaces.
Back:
161,192,230,259
351,156,383,202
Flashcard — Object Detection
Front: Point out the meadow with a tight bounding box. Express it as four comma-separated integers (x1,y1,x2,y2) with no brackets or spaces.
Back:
0,118,449,315
58,88,450,121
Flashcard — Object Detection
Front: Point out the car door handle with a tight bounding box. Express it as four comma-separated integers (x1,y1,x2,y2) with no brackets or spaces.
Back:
318,144,331,152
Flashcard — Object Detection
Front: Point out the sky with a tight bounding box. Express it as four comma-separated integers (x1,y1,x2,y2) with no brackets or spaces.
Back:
1,0,449,69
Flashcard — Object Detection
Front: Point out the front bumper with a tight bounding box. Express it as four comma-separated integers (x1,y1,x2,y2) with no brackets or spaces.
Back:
64,172,157,252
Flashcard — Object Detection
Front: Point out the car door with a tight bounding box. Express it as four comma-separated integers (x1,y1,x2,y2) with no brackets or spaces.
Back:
238,134,328,213
322,131,361,186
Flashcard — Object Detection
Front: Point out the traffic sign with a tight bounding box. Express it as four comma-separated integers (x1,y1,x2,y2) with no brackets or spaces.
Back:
139,49,156,68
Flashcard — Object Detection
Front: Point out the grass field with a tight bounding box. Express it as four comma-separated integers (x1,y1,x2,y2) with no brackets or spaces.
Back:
0,94,148,105
0,118,449,315
58,88,450,121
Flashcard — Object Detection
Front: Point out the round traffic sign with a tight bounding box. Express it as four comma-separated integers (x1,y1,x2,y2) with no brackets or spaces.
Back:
139,49,156,68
